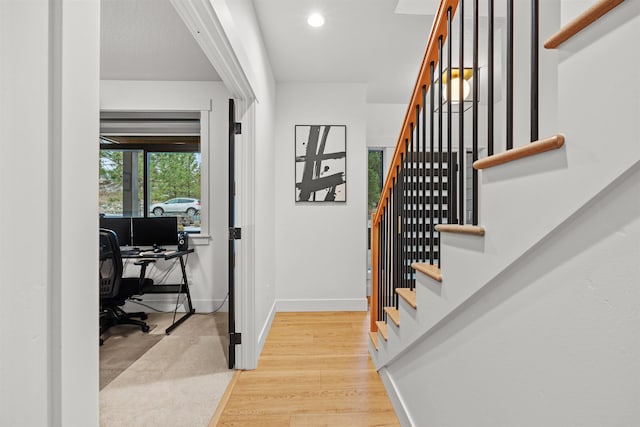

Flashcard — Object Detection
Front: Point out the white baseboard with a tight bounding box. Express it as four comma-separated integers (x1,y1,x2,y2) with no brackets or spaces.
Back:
257,301,277,356
275,298,367,312
379,368,414,427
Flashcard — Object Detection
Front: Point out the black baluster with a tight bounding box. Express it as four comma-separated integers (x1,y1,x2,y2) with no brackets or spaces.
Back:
438,36,444,268
421,86,427,264
430,62,436,264
400,150,406,293
531,0,539,142
385,199,390,318
473,0,479,225
459,0,465,225
447,7,453,225
380,210,386,321
381,210,385,320
414,105,420,285
488,0,494,156
394,167,400,307
507,0,514,150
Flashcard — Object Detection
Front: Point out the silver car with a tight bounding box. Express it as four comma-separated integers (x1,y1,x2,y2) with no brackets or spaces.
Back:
150,198,200,216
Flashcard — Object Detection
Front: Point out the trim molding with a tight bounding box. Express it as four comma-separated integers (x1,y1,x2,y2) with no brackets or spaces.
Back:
276,298,367,312
257,301,277,356
379,368,415,427
207,370,241,427
170,0,255,101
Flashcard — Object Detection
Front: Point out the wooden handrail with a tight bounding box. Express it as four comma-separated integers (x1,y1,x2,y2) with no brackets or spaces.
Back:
473,134,565,170
372,0,459,227
370,0,459,332
544,0,624,49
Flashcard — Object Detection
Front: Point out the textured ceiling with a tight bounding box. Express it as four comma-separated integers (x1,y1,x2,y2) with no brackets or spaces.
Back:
101,0,221,81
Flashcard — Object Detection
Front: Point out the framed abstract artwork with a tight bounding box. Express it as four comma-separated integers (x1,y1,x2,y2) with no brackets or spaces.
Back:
294,125,346,202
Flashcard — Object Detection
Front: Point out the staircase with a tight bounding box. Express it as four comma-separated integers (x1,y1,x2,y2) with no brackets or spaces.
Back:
368,1,639,425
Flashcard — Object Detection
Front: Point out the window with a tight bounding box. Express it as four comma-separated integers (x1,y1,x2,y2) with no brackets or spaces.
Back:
368,149,384,216
367,149,384,295
99,149,144,217
99,112,203,233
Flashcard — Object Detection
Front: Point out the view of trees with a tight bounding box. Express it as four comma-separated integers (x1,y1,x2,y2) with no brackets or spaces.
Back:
368,150,383,214
99,149,200,215
149,152,201,202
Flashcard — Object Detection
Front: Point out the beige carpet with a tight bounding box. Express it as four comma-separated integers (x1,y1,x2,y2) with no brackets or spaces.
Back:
100,323,164,390
100,312,233,427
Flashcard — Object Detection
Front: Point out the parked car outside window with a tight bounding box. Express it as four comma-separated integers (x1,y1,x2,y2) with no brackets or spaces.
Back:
150,198,200,216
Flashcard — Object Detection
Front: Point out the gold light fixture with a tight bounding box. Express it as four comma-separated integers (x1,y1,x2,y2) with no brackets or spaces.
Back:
442,68,473,104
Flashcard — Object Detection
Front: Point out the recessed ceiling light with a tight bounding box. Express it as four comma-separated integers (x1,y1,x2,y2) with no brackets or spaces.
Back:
307,13,325,28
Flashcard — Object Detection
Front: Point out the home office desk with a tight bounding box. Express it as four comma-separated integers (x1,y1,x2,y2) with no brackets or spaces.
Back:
122,248,195,334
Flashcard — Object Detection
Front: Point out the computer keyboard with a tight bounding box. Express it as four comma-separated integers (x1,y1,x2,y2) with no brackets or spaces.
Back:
120,249,141,256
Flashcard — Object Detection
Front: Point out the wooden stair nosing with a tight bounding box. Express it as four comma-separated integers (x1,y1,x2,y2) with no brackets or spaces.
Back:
473,134,565,170
544,0,625,49
369,331,379,350
375,321,388,340
435,224,485,236
395,288,417,309
384,307,400,327
411,262,443,282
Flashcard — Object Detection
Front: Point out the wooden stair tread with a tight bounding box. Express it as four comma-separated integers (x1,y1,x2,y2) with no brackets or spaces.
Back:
369,331,379,350
384,307,400,327
544,0,624,49
411,262,443,282
473,134,565,170
375,321,388,340
435,224,485,236
395,288,417,309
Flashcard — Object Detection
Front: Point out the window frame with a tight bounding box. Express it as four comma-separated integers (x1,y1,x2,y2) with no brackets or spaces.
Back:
98,110,210,238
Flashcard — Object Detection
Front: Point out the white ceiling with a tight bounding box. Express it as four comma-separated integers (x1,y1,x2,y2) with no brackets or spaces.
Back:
101,0,438,103
252,0,434,103
101,0,221,81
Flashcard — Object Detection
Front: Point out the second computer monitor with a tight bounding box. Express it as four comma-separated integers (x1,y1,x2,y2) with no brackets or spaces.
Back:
99,217,132,247
132,217,178,248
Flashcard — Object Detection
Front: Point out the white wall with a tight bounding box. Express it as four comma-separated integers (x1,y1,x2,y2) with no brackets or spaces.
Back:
275,83,368,311
0,0,100,425
388,163,640,426
100,80,232,312
366,103,407,179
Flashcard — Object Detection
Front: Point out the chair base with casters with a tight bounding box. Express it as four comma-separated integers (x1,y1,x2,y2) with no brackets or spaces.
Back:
100,277,154,340
101,305,150,332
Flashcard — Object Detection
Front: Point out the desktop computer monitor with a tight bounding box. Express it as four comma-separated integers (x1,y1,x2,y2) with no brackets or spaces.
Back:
99,217,132,247
132,217,178,249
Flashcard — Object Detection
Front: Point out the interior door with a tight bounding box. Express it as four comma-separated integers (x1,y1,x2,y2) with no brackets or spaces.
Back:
228,99,240,369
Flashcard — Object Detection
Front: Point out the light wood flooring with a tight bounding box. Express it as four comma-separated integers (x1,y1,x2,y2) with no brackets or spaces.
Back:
214,311,399,426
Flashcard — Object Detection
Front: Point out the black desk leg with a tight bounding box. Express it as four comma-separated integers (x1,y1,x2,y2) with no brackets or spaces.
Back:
165,255,196,334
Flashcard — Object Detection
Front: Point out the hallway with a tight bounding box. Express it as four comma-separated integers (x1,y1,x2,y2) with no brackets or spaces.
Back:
215,312,399,426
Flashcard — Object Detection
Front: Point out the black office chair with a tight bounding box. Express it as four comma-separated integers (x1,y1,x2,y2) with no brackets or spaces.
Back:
99,228,153,339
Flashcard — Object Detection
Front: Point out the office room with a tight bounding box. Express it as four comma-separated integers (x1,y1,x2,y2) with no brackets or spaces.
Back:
98,80,234,424
97,2,235,421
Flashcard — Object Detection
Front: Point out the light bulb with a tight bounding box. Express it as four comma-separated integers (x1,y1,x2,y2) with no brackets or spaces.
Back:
307,13,325,28
444,77,471,103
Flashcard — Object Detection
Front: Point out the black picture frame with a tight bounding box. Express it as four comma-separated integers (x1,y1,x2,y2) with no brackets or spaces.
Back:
294,125,347,203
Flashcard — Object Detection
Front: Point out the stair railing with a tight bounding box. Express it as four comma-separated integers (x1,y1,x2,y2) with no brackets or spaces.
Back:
370,0,542,333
